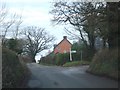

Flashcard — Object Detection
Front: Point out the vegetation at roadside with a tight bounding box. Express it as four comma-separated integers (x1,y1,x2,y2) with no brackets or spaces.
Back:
71,42,94,62
40,62,57,66
87,48,119,80
40,53,70,66
63,61,90,67
40,51,91,66
2,47,30,88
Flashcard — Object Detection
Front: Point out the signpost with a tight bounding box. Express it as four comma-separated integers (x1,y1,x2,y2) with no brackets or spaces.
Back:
70,48,76,61
70,48,83,62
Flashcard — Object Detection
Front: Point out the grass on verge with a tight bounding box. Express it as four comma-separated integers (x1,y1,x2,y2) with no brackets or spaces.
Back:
63,61,90,67
39,62,57,66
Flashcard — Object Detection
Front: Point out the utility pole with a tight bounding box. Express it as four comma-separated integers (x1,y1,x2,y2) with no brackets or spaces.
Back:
80,50,82,62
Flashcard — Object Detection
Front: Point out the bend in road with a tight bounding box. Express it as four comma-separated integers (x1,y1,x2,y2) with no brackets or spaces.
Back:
26,63,118,88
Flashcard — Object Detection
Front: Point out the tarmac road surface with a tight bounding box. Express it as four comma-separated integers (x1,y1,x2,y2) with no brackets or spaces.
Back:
26,63,118,88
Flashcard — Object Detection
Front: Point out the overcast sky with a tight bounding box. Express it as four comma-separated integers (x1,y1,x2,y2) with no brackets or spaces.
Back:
1,0,68,41
1,0,74,60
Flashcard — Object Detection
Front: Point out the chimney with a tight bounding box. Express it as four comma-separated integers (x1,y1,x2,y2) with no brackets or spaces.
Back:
53,44,57,49
63,36,67,39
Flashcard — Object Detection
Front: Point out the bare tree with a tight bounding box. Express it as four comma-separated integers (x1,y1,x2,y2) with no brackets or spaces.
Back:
0,4,8,24
23,26,55,62
2,14,16,44
12,15,23,39
0,4,7,44
0,4,18,44
0,3,23,44
50,1,106,51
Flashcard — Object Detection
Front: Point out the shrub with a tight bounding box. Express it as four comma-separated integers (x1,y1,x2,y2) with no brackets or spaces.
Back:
40,53,70,66
55,53,70,65
63,61,81,67
40,53,56,65
87,48,119,80
7,38,23,54
2,47,28,88
40,51,91,66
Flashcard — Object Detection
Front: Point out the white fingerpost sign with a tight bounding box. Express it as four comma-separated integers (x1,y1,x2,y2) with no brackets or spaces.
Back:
69,48,76,61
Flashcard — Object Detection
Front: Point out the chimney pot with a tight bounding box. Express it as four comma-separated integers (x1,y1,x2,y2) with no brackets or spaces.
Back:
63,36,67,39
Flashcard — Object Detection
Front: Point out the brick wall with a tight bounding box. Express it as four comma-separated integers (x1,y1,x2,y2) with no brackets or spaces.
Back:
54,37,72,54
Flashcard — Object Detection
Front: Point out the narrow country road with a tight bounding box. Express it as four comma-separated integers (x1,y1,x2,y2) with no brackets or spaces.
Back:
26,63,118,88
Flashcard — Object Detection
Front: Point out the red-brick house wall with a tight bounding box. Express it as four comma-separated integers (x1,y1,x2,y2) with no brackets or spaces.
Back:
54,36,72,54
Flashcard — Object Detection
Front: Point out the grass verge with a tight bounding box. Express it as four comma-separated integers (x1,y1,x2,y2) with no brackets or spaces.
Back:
63,61,90,67
39,62,57,66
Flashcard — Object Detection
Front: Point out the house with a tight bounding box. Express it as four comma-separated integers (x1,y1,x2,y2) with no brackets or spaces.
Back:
53,36,72,54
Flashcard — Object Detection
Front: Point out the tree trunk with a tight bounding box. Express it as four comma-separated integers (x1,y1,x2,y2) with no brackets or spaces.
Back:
32,58,36,62
88,33,96,52
32,56,36,62
30,54,36,62
102,37,107,48
107,2,119,49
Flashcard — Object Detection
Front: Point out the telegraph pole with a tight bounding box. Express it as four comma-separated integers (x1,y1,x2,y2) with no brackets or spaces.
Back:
80,50,82,62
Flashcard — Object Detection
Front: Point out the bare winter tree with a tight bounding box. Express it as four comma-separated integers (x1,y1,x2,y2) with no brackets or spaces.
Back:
1,14,16,44
12,15,23,39
0,4,8,24
23,26,55,62
50,1,106,51
0,4,8,43
0,4,22,45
